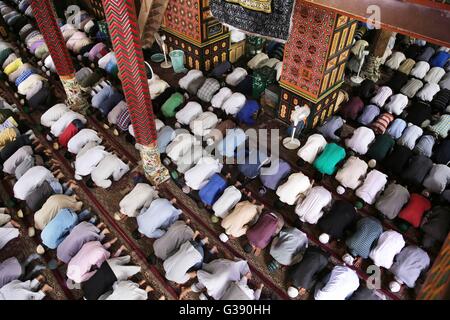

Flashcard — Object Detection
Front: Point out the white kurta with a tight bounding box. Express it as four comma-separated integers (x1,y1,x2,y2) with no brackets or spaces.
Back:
40,103,69,127
297,134,327,164
175,102,203,125
50,111,86,137
314,266,360,300
189,112,219,137
100,280,148,300
119,183,158,217
74,145,109,178
335,156,368,190
197,259,250,300
221,93,246,115
67,129,102,154
166,133,199,163
295,186,332,224
211,87,233,109
345,127,375,155
91,154,130,188
212,186,242,218
184,156,223,190
369,230,405,269
13,166,54,200
276,172,311,205
163,241,203,284
355,170,388,205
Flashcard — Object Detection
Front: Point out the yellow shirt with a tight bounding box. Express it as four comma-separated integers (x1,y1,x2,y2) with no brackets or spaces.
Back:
3,58,23,75
0,127,18,149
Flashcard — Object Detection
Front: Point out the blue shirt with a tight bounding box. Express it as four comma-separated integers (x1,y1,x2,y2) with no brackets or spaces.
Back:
41,208,78,249
137,198,181,238
357,104,380,126
237,100,260,125
237,148,269,179
157,126,176,153
386,118,407,139
199,174,228,206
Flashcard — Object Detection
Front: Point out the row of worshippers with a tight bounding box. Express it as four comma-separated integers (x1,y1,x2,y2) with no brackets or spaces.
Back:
118,177,264,300
0,106,158,301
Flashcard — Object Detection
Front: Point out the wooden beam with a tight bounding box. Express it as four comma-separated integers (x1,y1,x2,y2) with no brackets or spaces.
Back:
304,0,450,47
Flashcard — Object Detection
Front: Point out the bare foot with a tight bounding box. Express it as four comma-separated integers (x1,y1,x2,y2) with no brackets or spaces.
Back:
170,198,177,204
97,222,105,229
41,284,53,294
100,228,110,235
145,285,154,293
179,286,192,300
210,246,218,255
192,230,200,240
10,220,21,228
158,295,166,300
36,274,45,283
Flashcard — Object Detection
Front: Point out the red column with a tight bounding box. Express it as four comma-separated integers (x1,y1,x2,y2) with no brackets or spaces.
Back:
102,0,169,185
30,0,88,113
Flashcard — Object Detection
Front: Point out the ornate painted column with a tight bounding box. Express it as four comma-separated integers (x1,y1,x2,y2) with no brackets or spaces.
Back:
101,0,169,185
30,0,88,113
278,1,357,129
138,0,169,49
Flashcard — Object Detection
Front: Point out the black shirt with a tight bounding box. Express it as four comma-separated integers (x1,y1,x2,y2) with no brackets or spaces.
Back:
82,260,117,300
383,145,413,176
401,154,433,187
289,247,329,290
318,200,357,239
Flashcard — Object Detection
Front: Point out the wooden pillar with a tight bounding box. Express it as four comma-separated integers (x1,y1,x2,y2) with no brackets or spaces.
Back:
101,0,169,185
30,0,88,113
278,1,357,129
362,29,394,82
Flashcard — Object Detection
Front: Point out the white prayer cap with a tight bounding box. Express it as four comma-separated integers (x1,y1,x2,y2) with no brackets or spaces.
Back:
342,253,354,266
368,159,377,168
319,233,330,244
191,283,202,293
389,281,401,293
199,293,208,300
219,233,229,243
287,286,299,298
422,190,430,198
174,122,182,129
336,185,345,195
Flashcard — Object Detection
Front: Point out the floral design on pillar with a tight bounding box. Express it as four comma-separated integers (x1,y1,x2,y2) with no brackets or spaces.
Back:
59,75,89,113
102,0,169,185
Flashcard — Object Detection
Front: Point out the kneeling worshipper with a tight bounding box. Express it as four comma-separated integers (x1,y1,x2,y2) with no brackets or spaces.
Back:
366,134,395,164
340,96,364,120
157,126,176,153
13,165,61,200
82,255,142,300
345,127,375,155
422,164,450,194
355,170,388,205
398,124,423,150
369,230,406,269
0,212,20,250
221,200,263,239
161,92,185,118
313,143,346,176
40,208,86,250
56,221,111,264
135,198,181,239
179,69,203,90
182,259,250,300
198,174,228,207
350,287,386,300
276,172,311,206
237,148,270,180
386,118,407,140
0,255,44,288
317,200,358,244
388,246,430,293
74,145,109,180
371,112,395,135
428,114,450,139
216,128,247,158
357,105,380,126
317,116,344,141
398,193,432,228
287,247,329,298
0,276,52,300
375,183,410,220
225,68,247,87
371,86,393,108
245,212,284,255
175,102,203,127
67,128,102,155
163,234,215,285
314,266,360,300
383,145,413,176
184,156,223,190
295,186,332,225
220,273,263,301
153,220,195,261
2,145,32,175
268,227,308,272
335,156,368,191
88,153,130,188
211,87,233,110
383,94,409,116
49,110,87,139
416,83,440,103
97,280,150,300
344,217,383,265
433,139,450,165
166,132,199,163
117,183,158,220
66,241,126,284
189,112,219,137
401,154,433,187
297,134,327,164
205,119,236,147
212,186,242,219
197,78,220,103
259,159,292,191
421,205,450,249
221,92,247,116
34,194,83,230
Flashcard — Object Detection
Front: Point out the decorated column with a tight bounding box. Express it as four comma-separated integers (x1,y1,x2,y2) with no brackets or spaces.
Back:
361,29,393,82
138,0,169,49
278,1,357,129
30,0,88,113
101,0,169,185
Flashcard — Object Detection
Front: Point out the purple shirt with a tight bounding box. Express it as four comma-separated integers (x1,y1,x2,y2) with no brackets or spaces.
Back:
56,222,105,264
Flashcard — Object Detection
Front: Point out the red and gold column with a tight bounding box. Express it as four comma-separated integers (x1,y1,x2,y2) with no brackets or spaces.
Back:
278,1,357,128
161,0,230,72
30,0,88,113
102,0,169,185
